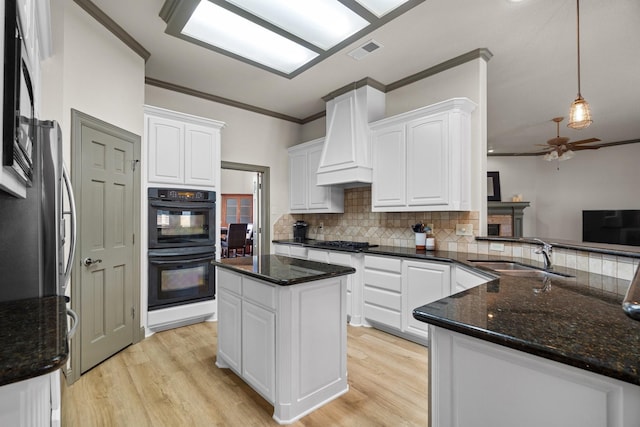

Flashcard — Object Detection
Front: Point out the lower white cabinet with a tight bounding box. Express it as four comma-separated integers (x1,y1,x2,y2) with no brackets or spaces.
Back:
403,260,451,341
430,326,640,427
273,244,308,259
364,255,460,344
216,267,348,424
0,369,61,427
363,255,403,330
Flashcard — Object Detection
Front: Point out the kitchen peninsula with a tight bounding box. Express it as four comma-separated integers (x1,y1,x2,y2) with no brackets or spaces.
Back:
213,255,355,425
414,265,640,427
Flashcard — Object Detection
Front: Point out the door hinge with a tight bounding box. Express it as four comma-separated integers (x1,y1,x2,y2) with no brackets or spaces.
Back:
132,233,135,245
131,306,135,318
131,159,140,172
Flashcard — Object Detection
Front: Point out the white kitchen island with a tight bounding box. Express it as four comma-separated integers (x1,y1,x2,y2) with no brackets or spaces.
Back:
214,255,355,424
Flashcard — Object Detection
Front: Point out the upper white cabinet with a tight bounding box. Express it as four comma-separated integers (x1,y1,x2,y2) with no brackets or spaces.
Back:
145,106,224,189
288,138,344,213
371,98,476,212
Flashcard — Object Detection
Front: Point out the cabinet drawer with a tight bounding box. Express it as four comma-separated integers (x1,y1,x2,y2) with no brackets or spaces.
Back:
290,246,308,259
329,252,353,267
218,269,242,295
364,269,402,292
364,286,401,311
364,303,402,329
307,249,329,263
243,278,276,310
364,256,401,273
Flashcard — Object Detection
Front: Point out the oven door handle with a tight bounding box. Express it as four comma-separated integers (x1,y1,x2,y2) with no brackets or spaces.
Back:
149,255,215,265
149,200,215,210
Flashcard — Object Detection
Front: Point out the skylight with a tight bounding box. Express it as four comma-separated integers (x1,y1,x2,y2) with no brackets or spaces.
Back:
160,0,424,78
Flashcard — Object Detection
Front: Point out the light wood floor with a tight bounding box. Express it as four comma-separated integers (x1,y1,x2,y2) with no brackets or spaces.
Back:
62,322,428,426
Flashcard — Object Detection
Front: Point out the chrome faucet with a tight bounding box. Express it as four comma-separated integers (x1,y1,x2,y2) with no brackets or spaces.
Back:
533,238,553,270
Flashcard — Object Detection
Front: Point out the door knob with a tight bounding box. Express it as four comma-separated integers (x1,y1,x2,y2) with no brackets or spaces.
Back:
82,257,102,267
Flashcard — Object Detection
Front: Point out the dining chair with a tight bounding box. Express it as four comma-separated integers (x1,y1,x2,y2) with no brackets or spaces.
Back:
222,223,248,257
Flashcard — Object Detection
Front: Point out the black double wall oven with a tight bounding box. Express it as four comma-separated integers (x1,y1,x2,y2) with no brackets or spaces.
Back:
148,188,216,310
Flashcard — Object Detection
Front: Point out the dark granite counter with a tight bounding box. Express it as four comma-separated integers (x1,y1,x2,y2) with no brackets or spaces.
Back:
0,296,69,387
414,270,640,386
213,255,355,285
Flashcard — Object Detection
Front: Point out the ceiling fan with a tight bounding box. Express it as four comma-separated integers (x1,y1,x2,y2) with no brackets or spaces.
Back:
538,117,601,161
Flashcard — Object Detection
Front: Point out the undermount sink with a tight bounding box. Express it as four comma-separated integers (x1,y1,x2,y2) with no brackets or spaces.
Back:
468,261,536,271
468,260,574,280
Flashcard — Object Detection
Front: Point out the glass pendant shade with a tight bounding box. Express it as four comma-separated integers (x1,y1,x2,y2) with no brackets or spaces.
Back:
568,95,592,129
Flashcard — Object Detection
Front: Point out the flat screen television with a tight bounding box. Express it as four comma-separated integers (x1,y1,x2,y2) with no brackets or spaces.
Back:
582,210,640,247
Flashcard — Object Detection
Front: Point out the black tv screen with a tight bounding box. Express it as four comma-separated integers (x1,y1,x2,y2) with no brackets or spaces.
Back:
583,210,640,247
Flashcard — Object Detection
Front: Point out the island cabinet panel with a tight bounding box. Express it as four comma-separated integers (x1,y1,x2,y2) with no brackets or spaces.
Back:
215,267,348,424
0,370,59,427
430,326,640,427
217,289,242,374
242,300,275,401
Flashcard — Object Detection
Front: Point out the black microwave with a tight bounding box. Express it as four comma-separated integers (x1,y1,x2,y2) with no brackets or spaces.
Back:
2,0,36,186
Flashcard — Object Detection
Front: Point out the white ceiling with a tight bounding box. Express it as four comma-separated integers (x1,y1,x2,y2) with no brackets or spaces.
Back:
90,0,640,154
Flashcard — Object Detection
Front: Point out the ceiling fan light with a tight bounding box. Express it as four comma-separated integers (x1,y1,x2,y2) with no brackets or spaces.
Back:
568,96,593,129
545,150,558,161
558,149,575,161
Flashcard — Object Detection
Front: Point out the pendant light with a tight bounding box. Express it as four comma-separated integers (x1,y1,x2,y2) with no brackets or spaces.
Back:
568,0,592,129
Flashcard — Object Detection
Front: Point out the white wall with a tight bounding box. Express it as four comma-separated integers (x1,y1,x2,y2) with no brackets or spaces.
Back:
221,169,255,194
488,143,640,241
145,85,302,240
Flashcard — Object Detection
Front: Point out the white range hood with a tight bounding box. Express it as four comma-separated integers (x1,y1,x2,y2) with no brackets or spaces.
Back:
316,84,385,186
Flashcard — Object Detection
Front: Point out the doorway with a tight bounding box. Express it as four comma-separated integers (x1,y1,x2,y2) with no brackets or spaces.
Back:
67,110,142,383
221,161,269,258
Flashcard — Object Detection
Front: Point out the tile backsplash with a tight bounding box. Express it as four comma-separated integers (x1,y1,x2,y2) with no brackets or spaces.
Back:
274,187,640,284
274,187,479,249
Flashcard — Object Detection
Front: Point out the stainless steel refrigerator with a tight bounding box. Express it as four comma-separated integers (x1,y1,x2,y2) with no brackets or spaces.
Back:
0,120,76,302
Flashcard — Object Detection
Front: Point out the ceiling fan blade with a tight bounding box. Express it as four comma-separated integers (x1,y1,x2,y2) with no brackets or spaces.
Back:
546,136,570,145
572,145,601,151
570,138,601,145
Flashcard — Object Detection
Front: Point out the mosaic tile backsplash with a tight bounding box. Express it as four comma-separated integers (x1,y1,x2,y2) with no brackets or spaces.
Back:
274,187,479,249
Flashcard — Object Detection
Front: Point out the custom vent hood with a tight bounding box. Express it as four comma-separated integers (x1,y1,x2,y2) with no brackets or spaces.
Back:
316,82,385,186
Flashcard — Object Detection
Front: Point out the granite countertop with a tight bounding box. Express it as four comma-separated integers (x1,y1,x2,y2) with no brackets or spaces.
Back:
213,255,355,285
413,270,640,386
0,296,69,387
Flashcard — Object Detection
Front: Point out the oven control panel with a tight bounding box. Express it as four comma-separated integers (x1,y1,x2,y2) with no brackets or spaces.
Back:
148,187,214,202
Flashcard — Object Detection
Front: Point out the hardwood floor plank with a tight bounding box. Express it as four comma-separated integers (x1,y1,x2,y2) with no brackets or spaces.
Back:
62,322,428,426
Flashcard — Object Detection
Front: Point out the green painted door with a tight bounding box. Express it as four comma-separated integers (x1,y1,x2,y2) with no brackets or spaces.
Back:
79,124,135,373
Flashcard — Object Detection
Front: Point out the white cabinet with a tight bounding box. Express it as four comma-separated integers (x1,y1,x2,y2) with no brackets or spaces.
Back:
364,255,452,344
145,106,224,189
402,260,450,342
273,244,308,259
371,98,476,212
453,264,492,294
0,369,60,427
430,326,640,427
363,255,403,330
216,267,348,424
288,138,344,213
242,300,275,400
